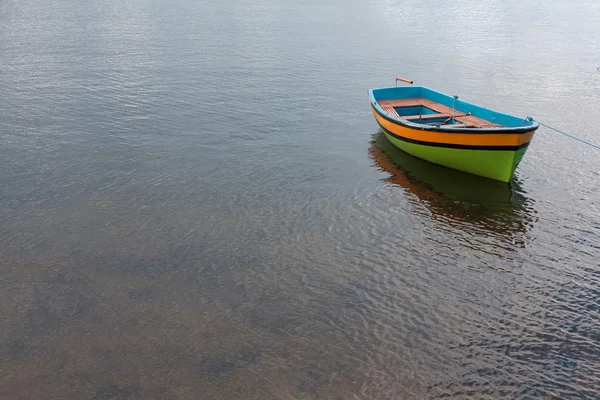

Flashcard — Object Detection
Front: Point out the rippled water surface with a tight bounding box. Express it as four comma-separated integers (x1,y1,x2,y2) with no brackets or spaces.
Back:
1,0,600,398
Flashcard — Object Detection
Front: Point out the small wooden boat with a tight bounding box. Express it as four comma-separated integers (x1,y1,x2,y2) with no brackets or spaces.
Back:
369,77,539,182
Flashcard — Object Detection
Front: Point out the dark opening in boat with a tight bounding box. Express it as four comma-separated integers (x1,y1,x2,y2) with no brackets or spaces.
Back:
394,106,438,117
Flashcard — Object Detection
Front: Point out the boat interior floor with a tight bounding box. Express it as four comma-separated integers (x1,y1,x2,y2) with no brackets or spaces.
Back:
377,98,503,128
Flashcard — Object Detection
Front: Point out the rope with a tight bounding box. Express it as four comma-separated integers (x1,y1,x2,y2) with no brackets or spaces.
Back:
527,117,600,151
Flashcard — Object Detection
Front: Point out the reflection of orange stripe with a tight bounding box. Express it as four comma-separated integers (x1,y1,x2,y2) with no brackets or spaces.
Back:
369,144,442,202
372,107,534,147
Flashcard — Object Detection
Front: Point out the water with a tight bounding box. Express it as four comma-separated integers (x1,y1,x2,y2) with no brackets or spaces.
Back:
1,0,599,398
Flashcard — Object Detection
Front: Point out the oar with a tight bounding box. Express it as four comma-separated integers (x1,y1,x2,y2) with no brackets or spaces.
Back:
395,77,414,86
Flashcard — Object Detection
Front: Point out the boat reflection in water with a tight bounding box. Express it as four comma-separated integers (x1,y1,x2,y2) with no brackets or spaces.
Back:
369,131,535,247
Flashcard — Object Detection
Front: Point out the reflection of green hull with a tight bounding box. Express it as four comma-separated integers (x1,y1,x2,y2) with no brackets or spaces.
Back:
369,131,533,244
382,130,528,183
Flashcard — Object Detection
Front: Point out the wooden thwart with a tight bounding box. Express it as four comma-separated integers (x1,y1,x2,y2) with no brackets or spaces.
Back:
382,106,400,118
403,112,468,121
378,98,502,128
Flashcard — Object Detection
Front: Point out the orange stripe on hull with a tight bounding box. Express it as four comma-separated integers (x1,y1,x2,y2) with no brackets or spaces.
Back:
371,106,534,148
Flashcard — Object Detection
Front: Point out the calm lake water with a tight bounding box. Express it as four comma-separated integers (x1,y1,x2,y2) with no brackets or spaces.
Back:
1,0,600,398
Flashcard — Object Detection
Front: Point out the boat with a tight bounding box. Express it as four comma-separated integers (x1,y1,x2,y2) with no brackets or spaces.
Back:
368,77,539,182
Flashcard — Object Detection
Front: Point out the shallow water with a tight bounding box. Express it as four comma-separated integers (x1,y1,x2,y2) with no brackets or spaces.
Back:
1,0,600,398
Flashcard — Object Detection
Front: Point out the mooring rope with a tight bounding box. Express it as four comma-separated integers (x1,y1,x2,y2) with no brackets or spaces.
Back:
527,117,600,151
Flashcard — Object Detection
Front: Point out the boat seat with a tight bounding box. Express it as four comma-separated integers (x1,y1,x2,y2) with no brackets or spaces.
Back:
403,112,468,121
382,106,400,118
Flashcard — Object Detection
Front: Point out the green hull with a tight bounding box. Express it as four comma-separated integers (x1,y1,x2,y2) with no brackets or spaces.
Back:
382,131,529,183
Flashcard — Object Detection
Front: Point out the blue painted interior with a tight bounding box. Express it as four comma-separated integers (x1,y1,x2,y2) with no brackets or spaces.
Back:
394,106,438,117
369,86,538,129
